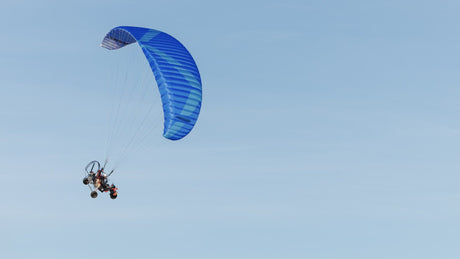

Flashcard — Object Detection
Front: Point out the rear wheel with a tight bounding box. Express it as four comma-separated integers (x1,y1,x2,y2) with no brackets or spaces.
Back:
90,191,98,198
83,178,90,185
110,192,118,199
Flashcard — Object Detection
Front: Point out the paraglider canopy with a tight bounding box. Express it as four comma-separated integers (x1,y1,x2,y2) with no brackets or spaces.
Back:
101,26,202,141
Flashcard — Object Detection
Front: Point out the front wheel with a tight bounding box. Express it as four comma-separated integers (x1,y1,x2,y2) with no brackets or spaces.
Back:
83,178,89,185
90,191,98,198
110,193,118,199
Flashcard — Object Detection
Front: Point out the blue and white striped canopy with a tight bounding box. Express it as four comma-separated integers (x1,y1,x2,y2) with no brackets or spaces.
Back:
101,26,202,140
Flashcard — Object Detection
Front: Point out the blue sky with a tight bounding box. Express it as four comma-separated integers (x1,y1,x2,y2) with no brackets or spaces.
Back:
1,0,460,258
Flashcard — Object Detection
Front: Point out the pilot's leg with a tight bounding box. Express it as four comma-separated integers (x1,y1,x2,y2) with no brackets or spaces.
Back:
95,179,101,190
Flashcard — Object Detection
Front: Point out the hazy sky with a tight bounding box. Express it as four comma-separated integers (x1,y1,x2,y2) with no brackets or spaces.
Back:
1,0,460,258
